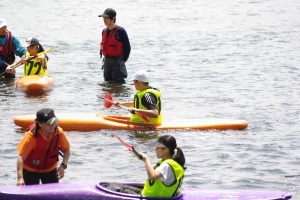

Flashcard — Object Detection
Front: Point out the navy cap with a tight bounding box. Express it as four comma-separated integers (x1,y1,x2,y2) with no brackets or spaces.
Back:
98,8,117,18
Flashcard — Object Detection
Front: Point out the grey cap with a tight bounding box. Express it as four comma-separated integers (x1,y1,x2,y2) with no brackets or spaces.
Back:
22,37,39,47
146,140,167,148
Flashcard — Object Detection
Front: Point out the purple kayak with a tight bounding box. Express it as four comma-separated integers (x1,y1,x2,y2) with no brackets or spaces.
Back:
0,181,292,200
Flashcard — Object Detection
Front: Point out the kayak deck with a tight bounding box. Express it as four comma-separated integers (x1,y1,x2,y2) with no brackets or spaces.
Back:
15,75,54,93
0,181,292,200
14,113,248,132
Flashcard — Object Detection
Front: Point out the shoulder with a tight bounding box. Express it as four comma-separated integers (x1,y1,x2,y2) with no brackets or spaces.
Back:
156,162,173,175
116,26,127,33
57,126,66,136
57,127,70,142
144,92,156,98
11,35,21,43
25,130,35,138
20,131,35,143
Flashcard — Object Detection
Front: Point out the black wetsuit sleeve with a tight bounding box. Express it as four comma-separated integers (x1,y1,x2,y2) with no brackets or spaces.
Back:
141,93,157,110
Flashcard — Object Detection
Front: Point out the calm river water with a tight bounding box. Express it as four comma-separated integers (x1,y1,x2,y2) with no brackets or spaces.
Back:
1,0,299,198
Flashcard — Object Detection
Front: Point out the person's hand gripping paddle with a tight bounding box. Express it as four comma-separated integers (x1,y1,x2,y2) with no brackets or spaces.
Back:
104,92,150,123
112,132,142,159
0,46,57,76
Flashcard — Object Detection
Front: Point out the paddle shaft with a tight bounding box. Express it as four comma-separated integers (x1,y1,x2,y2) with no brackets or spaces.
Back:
103,94,150,123
117,103,150,122
0,46,56,76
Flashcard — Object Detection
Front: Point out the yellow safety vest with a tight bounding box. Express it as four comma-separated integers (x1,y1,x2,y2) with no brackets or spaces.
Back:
142,159,184,197
24,52,48,76
130,88,162,124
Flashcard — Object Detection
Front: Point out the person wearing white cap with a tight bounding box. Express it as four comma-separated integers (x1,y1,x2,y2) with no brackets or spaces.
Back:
0,19,26,78
11,37,49,76
98,8,131,83
139,135,185,197
16,108,71,186
114,70,162,124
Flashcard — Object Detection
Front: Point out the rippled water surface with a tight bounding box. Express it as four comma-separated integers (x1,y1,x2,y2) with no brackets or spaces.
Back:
1,0,300,198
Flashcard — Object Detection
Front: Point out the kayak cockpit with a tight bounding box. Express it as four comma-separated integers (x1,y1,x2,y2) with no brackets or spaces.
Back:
96,182,183,200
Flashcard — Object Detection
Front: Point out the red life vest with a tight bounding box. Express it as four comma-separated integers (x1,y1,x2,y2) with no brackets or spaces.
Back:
0,31,15,65
100,26,123,57
24,129,60,170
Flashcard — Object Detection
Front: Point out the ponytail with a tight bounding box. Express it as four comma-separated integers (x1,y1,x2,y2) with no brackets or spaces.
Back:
172,147,185,169
37,44,49,61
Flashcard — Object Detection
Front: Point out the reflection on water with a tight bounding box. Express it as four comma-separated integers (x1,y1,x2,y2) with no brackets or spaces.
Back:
1,0,300,198
99,82,133,97
0,78,16,97
23,92,49,102
129,131,160,140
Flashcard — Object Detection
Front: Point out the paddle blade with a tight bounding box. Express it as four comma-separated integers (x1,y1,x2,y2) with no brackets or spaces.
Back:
112,132,142,159
104,93,114,108
112,132,134,151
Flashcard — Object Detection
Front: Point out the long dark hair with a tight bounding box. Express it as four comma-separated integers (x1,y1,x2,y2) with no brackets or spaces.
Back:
37,43,49,61
159,135,185,168
30,120,40,137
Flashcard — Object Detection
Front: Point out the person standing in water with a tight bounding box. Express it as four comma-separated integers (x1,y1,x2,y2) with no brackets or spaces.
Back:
0,19,26,78
16,108,70,186
98,8,131,83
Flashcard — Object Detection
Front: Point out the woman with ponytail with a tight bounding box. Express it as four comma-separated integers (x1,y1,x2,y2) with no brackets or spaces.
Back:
139,135,186,198
11,36,49,76
16,108,70,186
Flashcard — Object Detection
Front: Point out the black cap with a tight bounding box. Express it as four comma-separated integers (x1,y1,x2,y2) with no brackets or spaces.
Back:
98,8,116,18
36,108,60,125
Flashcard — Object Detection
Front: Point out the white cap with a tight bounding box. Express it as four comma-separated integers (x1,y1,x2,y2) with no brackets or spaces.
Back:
0,19,7,28
129,70,149,82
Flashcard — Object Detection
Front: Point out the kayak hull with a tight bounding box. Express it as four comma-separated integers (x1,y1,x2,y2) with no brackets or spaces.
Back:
0,181,292,200
13,113,248,132
15,75,54,93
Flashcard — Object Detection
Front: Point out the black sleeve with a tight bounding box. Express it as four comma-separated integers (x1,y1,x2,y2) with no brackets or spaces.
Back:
116,27,131,62
141,93,157,110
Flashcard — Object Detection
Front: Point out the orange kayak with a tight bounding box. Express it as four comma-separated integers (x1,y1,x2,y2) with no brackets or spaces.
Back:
15,75,54,93
14,113,248,132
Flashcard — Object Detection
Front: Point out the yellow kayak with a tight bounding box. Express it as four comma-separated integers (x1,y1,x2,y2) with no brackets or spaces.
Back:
14,113,248,132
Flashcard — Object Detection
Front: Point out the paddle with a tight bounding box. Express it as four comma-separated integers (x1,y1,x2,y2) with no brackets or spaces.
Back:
112,132,142,159
104,92,150,123
0,46,57,76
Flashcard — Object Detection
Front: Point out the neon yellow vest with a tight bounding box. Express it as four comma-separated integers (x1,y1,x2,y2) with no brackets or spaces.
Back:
130,88,162,124
24,52,48,76
142,159,184,197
